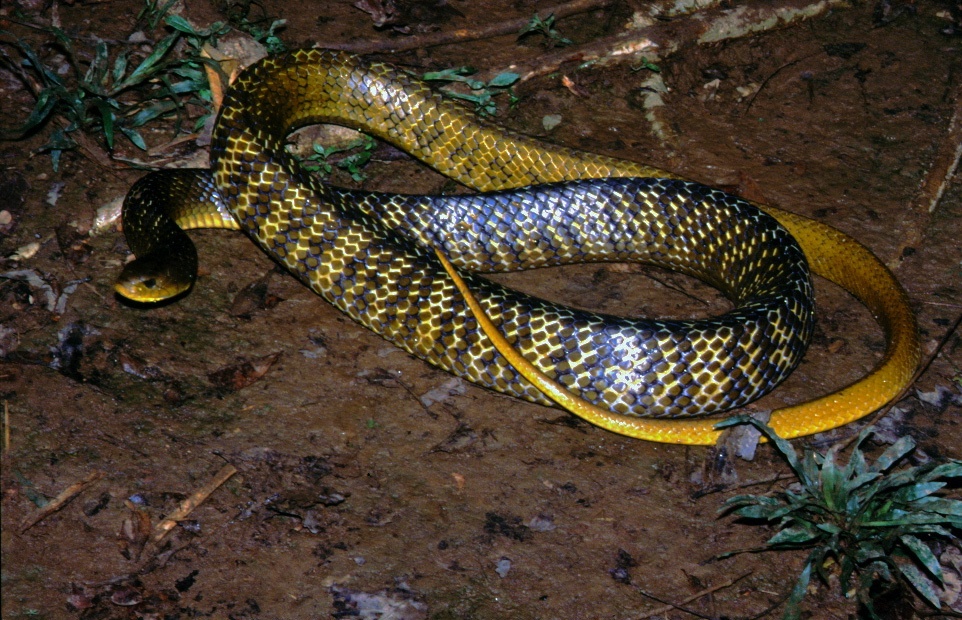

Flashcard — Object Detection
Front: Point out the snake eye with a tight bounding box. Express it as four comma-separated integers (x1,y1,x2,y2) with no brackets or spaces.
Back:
143,278,157,289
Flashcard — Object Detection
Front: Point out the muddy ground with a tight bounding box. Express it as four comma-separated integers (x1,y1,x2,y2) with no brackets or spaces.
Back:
1,0,960,618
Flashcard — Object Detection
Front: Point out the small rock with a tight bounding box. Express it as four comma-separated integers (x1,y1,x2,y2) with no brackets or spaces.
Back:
495,557,512,578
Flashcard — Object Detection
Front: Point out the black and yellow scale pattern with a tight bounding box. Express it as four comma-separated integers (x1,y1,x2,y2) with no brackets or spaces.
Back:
118,49,919,443
121,49,813,419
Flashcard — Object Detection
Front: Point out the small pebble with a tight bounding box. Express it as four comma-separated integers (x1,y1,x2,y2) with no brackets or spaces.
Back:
542,114,562,131
495,557,511,578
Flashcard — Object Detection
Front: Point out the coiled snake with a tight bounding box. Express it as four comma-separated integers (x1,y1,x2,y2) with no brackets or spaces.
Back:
116,49,920,444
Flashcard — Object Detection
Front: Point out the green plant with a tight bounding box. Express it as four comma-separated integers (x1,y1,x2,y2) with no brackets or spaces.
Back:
299,135,378,182
217,0,287,54
421,67,519,117
518,13,572,47
241,18,287,55
1,2,228,168
631,58,661,73
717,416,961,619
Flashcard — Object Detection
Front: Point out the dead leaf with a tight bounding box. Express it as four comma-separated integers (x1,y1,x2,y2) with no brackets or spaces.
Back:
208,352,281,391
736,171,770,204
118,499,151,561
561,74,589,97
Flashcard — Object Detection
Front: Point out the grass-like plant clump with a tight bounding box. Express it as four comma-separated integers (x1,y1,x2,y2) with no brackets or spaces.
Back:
422,67,520,117
717,416,961,619
1,1,231,169
300,135,378,182
519,13,572,47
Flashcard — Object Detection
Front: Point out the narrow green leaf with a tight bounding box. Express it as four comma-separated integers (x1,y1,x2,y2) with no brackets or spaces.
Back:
92,98,115,148
873,435,915,472
767,504,800,522
423,67,474,81
45,25,69,46
767,525,820,546
165,78,206,95
857,566,887,620
43,126,77,151
488,72,520,88
118,126,147,150
898,561,943,609
919,461,962,482
165,14,201,34
899,535,943,584
910,496,962,517
854,541,886,563
193,113,212,132
84,39,110,89
126,100,178,127
892,481,946,503
119,32,179,88
841,435,868,480
170,66,206,81
112,50,129,85
864,513,958,526
903,526,955,543
819,446,842,510
839,554,857,593
441,91,482,106
716,416,811,486
40,127,77,170
815,522,841,535
721,493,773,509
8,32,65,89
811,545,838,587
1,89,58,137
47,25,77,61
728,505,775,520
870,558,895,582
846,470,881,494
864,467,924,500
783,558,813,620
800,450,819,489
142,0,179,29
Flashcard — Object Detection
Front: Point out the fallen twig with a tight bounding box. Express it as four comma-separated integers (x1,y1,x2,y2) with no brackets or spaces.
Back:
3,400,9,455
19,470,106,533
893,79,962,261
150,463,237,544
690,472,797,499
915,86,962,216
476,0,851,84
637,570,753,619
327,0,614,54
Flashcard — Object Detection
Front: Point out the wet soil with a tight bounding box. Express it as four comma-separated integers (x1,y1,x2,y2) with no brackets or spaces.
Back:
2,1,960,618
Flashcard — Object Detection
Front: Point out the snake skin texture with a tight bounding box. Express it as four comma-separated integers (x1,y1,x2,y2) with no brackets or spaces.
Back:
118,49,920,444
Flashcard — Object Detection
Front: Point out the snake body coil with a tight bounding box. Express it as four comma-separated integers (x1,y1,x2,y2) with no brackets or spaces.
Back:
118,50,919,444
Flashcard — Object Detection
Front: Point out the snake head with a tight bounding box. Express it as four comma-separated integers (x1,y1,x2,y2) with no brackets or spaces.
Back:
115,253,196,303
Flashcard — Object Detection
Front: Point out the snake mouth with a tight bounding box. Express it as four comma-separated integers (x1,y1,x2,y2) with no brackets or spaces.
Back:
115,256,195,305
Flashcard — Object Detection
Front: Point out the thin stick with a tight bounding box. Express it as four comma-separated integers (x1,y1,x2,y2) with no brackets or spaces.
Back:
894,80,962,259
476,0,850,85
637,570,753,619
327,0,614,54
150,464,237,544
916,82,961,217
3,400,9,454
19,470,105,533
691,472,796,499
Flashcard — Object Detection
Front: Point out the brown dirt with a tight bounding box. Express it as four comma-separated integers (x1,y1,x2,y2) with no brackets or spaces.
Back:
1,1,960,618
